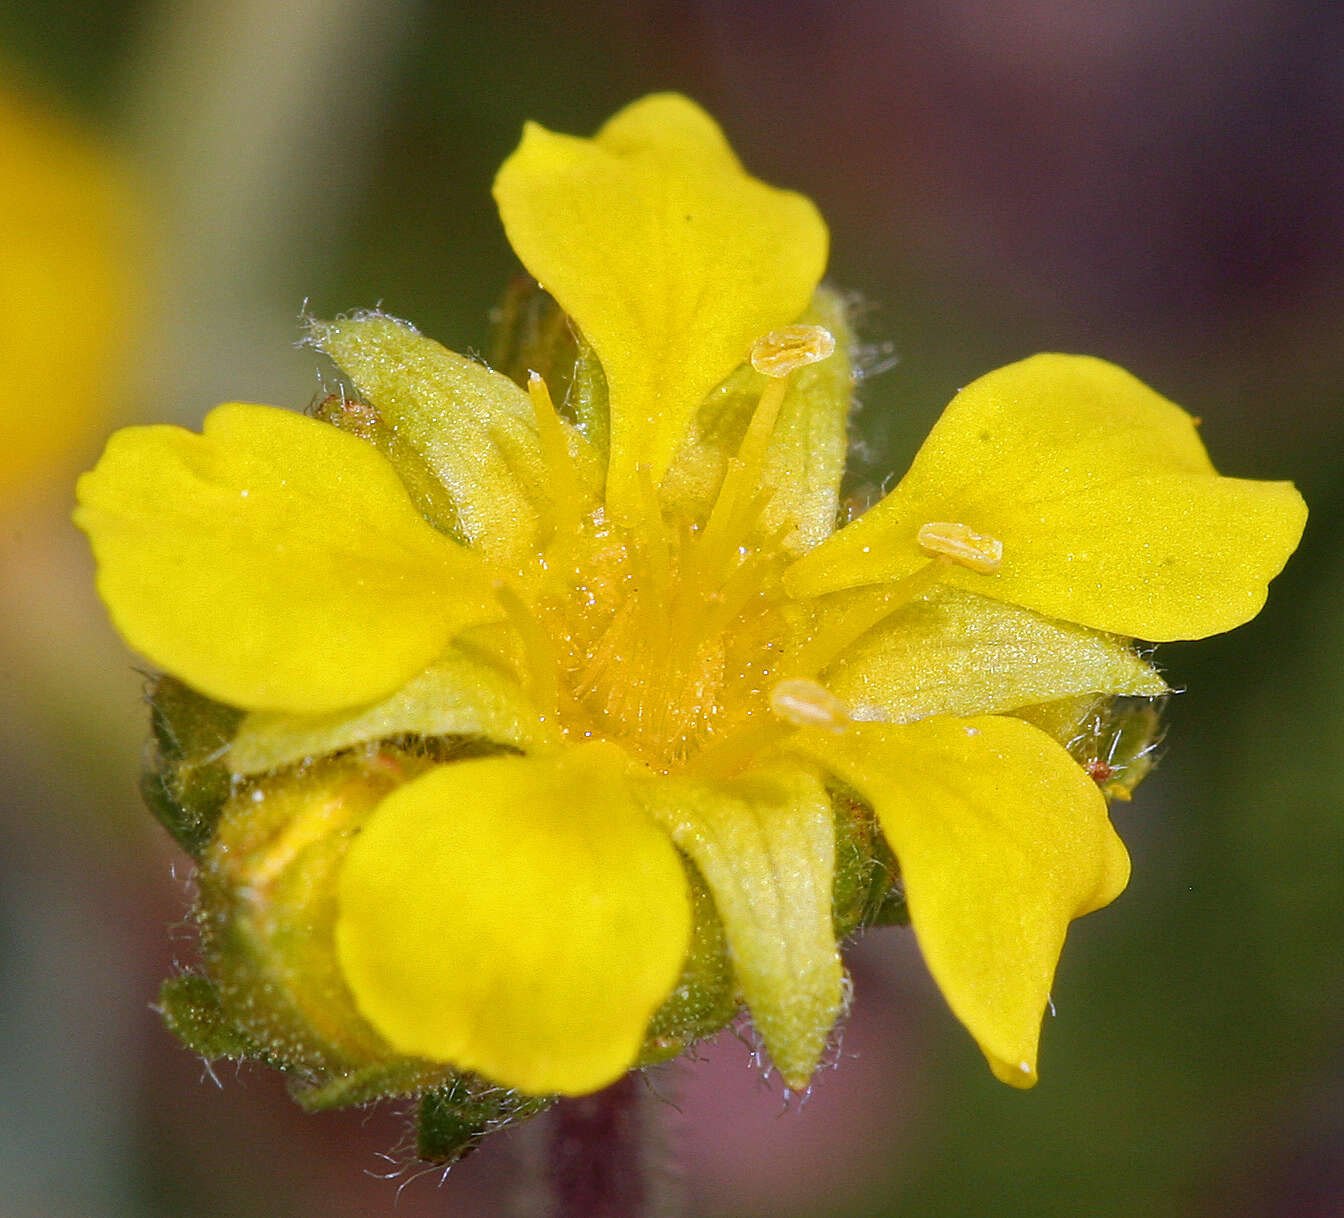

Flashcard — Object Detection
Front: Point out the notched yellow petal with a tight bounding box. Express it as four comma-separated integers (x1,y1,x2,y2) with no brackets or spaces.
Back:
75,404,501,715
336,745,691,1095
788,716,1129,1086
786,354,1307,641
595,91,742,165
493,93,828,520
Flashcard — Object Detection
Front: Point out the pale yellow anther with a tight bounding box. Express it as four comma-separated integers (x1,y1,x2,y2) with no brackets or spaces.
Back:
750,325,836,379
769,677,850,733
916,521,1004,573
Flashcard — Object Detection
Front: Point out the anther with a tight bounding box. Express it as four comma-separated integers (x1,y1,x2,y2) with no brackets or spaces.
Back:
750,325,836,378
916,521,1003,573
769,677,851,733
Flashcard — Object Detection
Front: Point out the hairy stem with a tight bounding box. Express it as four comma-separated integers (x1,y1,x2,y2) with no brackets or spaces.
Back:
522,1072,680,1218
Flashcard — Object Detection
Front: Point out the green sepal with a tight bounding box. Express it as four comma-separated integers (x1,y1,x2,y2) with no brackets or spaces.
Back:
638,861,738,1064
159,960,554,1150
196,747,510,1114
640,767,845,1089
286,1060,457,1114
157,972,265,1061
831,785,907,935
312,393,464,538
140,675,242,859
308,312,557,567
1015,693,1166,801
1070,696,1165,801
1011,693,1105,747
824,587,1168,726
227,647,553,776
416,1078,553,1165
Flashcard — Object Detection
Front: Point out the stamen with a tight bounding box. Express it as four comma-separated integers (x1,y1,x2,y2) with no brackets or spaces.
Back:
688,666,852,779
769,678,850,732
916,521,1003,573
496,580,560,716
684,716,790,778
527,371,582,534
699,325,836,569
787,561,944,678
632,463,672,609
694,531,786,641
695,470,773,586
738,325,835,478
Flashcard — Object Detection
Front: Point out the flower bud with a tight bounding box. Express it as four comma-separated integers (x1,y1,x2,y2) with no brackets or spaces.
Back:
157,744,553,1158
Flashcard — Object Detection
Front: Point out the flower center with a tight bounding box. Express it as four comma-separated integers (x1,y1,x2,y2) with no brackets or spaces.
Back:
517,328,836,771
504,327,1009,773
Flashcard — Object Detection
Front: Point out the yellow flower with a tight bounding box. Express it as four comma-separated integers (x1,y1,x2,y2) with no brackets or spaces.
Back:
75,95,1306,1099
2,77,140,502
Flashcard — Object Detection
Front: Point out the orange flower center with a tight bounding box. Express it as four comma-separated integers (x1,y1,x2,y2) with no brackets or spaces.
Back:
512,327,844,771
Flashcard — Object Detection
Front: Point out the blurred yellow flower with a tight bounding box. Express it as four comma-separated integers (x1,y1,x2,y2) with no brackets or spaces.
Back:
75,95,1305,1100
2,77,139,504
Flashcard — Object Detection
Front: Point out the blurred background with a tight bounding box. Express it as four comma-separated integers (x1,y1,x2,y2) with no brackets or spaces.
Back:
1,1,1340,1214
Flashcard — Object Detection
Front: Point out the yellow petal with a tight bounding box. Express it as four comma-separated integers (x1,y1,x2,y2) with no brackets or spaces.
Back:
336,745,691,1095
824,586,1167,722
228,646,556,775
493,93,828,520
788,716,1129,1086
786,355,1307,640
75,403,501,714
640,766,844,1088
